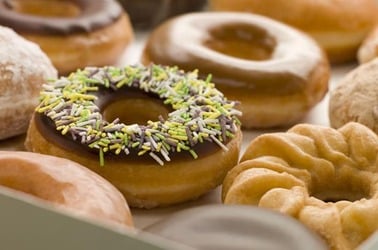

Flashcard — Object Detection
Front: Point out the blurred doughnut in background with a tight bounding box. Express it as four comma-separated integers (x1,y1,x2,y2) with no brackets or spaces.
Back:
0,0,134,75
117,0,207,29
209,0,378,64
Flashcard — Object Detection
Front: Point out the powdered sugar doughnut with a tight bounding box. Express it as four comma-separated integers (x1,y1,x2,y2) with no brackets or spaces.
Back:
0,26,57,140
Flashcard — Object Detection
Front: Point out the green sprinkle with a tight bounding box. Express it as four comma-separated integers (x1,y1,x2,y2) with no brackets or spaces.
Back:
189,149,198,159
99,148,104,167
36,65,241,166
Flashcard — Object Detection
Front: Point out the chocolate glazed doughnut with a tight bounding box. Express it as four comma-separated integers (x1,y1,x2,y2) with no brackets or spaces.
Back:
0,0,133,75
26,65,242,208
142,13,330,129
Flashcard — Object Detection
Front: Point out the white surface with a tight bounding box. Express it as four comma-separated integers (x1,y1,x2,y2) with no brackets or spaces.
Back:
119,31,358,229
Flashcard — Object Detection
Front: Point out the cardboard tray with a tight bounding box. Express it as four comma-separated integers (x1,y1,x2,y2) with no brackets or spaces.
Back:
1,31,378,250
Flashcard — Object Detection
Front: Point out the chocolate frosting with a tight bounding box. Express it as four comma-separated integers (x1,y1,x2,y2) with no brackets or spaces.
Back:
145,205,328,250
0,0,124,35
34,87,224,164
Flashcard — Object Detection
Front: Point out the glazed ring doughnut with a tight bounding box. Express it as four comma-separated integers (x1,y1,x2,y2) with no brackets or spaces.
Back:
25,65,242,208
209,0,378,64
0,26,57,140
0,151,133,227
223,122,378,250
0,0,133,75
142,12,329,129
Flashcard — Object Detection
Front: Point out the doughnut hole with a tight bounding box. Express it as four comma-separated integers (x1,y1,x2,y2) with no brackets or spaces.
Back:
6,0,81,18
102,98,170,125
204,24,276,61
311,166,372,203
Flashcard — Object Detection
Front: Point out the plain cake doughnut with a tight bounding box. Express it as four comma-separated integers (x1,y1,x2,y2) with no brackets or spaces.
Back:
0,151,133,227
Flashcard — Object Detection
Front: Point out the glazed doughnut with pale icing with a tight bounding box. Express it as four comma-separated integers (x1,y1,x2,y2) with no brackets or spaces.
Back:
329,58,378,133
142,12,329,128
0,26,56,140
26,65,242,208
209,0,378,63
0,151,133,227
223,122,378,250
0,0,133,75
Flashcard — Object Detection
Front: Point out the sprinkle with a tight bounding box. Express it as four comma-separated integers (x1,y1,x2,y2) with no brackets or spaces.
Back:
99,148,104,166
36,65,241,166
210,135,229,151
149,152,164,166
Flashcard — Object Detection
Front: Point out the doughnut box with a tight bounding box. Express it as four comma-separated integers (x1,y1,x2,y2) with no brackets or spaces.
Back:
1,0,378,249
0,33,376,250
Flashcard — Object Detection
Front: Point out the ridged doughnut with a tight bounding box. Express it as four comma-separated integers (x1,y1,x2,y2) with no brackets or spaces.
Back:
223,122,378,250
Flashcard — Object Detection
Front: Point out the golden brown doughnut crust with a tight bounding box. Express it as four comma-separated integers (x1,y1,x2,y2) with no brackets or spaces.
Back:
23,14,133,75
223,122,378,250
0,151,133,227
209,0,378,63
358,26,378,64
25,114,242,208
142,13,329,128
0,26,57,140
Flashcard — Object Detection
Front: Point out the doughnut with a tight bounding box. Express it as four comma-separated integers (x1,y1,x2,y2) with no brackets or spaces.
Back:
117,0,207,29
222,122,378,250
329,58,378,133
0,0,133,75
142,12,329,129
25,65,242,208
0,26,56,140
209,0,378,63
358,26,378,64
146,205,327,250
0,151,133,227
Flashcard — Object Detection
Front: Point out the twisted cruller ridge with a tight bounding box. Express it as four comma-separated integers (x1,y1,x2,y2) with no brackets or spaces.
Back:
223,122,378,250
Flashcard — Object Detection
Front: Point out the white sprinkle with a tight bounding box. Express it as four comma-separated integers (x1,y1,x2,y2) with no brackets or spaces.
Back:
42,84,55,91
201,128,218,135
230,109,243,116
75,105,83,116
124,148,130,155
51,110,67,120
160,148,171,162
210,135,229,151
76,120,95,127
52,101,65,111
149,152,164,166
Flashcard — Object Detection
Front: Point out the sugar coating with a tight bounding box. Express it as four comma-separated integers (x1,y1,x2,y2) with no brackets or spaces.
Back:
0,26,57,139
